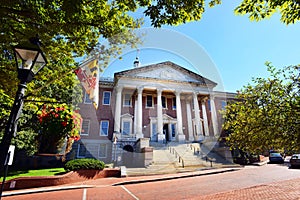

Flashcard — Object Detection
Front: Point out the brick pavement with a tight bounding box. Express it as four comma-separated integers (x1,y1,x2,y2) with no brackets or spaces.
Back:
3,167,300,199
195,178,300,200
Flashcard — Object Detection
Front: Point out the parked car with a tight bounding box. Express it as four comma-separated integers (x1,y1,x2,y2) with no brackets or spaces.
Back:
290,154,300,168
269,152,285,163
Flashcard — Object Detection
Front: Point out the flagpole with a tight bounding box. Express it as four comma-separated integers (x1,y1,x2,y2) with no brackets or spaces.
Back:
78,57,98,68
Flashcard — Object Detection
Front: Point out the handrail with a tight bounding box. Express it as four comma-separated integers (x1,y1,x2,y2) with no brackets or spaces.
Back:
188,144,214,167
167,145,185,168
189,144,200,155
205,156,214,167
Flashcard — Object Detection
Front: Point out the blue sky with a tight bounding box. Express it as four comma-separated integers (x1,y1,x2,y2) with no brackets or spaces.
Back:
103,1,300,92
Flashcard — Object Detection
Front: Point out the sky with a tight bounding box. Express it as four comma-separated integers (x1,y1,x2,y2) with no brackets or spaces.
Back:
102,1,300,93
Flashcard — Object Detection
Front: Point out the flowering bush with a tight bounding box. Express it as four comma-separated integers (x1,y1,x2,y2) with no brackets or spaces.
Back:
37,104,81,154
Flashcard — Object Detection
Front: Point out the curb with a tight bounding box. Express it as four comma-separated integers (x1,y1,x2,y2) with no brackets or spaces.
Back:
112,168,240,186
2,167,241,197
251,161,268,166
2,185,94,197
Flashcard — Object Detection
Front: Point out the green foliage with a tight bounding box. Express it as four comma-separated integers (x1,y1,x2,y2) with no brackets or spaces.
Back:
222,63,300,154
37,104,81,153
234,0,300,24
11,130,39,156
0,89,13,134
64,158,105,172
0,0,217,157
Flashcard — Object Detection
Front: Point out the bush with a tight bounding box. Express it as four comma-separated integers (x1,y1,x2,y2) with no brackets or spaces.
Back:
64,158,105,172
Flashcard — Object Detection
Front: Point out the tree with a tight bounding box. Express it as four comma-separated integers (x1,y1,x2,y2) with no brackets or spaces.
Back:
0,0,215,101
209,0,300,25
36,104,81,154
222,63,300,154
0,0,213,156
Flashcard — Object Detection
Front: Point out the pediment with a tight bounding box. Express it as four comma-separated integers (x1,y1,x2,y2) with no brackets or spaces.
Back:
115,61,216,87
163,114,175,121
149,114,176,122
121,113,133,118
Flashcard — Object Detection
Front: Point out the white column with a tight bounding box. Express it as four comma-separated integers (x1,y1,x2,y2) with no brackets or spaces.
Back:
186,99,193,142
136,87,144,139
114,86,123,135
175,90,185,142
201,99,209,137
193,92,203,140
210,95,219,136
157,89,164,143
134,97,137,134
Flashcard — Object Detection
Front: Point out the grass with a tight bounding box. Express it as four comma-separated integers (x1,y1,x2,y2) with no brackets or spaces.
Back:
0,168,66,181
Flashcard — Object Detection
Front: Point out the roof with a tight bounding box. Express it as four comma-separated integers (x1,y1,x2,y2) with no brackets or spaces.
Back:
114,61,217,88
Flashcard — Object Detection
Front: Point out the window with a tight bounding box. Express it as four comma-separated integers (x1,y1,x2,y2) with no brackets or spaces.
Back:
100,121,109,136
171,124,176,138
162,96,167,109
80,119,90,135
146,95,153,108
98,144,107,158
102,91,111,105
77,143,86,158
123,94,132,106
208,100,211,111
84,92,92,104
122,121,131,135
172,97,176,110
221,100,227,110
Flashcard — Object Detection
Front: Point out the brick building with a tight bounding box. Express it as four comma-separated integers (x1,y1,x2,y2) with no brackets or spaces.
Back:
73,61,236,165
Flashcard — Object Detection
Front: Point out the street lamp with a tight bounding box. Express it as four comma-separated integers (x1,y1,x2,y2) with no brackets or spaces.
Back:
0,40,47,196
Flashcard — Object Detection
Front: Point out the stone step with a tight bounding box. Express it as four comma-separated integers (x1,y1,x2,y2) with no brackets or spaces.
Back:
152,140,236,169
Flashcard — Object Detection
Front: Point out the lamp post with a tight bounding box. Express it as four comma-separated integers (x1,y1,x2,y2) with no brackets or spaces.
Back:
0,40,47,197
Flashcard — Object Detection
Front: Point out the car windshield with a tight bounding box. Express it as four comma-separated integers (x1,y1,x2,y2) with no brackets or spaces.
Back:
292,155,300,159
270,153,281,157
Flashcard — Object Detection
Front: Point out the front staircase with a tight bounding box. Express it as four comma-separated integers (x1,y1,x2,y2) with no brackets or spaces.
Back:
126,139,237,176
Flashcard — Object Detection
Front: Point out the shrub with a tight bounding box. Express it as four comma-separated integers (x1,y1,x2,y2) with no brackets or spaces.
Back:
64,158,105,172
37,104,81,154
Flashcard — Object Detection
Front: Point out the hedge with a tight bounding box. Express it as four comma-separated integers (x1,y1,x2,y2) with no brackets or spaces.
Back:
64,158,105,172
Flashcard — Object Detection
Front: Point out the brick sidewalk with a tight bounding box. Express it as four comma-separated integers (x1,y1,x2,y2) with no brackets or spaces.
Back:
196,177,300,200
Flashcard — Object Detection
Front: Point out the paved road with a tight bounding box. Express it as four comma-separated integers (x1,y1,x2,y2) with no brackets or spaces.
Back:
3,163,300,200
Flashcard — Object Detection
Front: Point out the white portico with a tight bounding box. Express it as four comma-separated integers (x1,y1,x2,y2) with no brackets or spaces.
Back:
111,61,221,143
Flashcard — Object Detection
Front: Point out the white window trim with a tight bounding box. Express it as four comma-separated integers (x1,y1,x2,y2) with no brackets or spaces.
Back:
84,92,92,104
146,95,154,108
123,93,132,107
100,120,109,136
102,91,111,105
98,144,107,158
80,119,90,136
77,143,86,158
121,119,132,135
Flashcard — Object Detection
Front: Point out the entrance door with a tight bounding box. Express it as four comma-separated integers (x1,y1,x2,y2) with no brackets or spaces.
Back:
163,124,169,142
